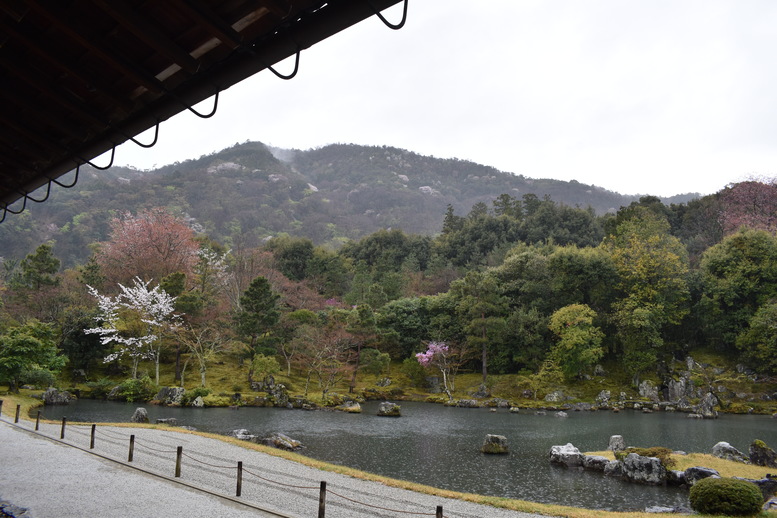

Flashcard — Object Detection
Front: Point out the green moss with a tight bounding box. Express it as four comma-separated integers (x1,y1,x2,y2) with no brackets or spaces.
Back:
614,447,676,469
689,477,763,516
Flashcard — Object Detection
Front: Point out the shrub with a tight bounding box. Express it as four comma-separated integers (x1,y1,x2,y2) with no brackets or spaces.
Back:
181,387,211,405
87,377,115,399
400,357,427,387
21,368,56,389
689,477,763,516
116,376,157,403
201,394,232,407
614,447,676,469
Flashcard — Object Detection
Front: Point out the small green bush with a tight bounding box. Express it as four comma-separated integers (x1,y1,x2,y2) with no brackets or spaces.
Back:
87,377,115,399
181,387,211,405
689,477,763,516
116,376,157,403
21,368,56,389
614,447,676,469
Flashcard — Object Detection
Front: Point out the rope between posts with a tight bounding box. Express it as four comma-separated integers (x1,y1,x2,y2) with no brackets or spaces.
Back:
95,427,128,440
327,488,442,516
180,451,235,469
133,439,179,454
241,466,319,490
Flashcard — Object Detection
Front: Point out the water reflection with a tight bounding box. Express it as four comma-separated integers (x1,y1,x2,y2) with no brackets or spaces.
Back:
41,400,777,511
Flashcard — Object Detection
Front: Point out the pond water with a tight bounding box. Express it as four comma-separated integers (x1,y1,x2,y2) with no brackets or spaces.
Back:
41,400,777,511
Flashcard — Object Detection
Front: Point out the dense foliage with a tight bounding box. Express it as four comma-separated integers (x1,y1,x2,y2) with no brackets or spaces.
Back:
1,143,775,400
688,477,763,516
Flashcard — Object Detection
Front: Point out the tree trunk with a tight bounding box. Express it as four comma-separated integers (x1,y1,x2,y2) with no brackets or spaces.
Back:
349,343,362,394
481,317,488,384
174,345,181,382
200,366,206,388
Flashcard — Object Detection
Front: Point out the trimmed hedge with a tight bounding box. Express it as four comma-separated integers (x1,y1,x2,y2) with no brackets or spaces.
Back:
689,477,763,516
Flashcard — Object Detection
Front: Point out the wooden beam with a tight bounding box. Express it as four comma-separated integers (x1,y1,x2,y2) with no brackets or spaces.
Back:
94,0,201,75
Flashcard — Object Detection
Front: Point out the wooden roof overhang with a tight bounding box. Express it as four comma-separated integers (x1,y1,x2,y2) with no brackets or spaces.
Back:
0,0,405,220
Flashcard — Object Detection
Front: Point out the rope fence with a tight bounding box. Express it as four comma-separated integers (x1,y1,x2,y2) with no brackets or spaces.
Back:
0,400,448,517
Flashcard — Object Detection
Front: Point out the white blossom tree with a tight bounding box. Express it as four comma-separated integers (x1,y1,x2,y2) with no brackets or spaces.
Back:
86,277,180,383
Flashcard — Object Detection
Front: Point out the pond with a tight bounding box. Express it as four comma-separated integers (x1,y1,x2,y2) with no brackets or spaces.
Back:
40,400,777,511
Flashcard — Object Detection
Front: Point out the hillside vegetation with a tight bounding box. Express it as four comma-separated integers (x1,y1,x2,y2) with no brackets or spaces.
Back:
1,142,776,420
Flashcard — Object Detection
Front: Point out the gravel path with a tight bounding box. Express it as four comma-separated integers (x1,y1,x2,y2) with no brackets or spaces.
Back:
0,416,550,518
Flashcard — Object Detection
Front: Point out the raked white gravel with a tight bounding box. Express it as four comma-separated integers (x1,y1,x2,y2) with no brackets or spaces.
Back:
0,415,552,518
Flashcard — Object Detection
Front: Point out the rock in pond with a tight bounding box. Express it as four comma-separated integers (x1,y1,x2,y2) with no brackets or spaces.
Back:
230,429,257,441
337,401,362,413
155,418,177,426
260,433,303,451
711,441,748,463
130,407,149,423
750,440,777,468
684,466,720,485
377,402,401,416
481,434,508,454
608,435,626,452
43,387,75,405
191,395,204,408
621,453,666,485
154,387,185,405
549,443,584,467
582,455,609,471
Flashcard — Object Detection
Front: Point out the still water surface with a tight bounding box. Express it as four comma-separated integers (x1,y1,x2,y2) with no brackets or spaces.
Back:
42,400,777,511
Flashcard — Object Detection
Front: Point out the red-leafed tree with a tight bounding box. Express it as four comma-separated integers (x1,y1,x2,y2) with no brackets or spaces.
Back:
97,208,199,288
719,178,777,234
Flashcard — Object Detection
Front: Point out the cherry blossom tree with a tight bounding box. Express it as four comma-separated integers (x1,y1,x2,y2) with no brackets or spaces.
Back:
86,277,180,383
416,341,457,400
719,178,777,234
96,208,199,287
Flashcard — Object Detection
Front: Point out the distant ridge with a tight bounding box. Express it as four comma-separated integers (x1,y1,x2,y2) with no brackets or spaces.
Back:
0,141,701,266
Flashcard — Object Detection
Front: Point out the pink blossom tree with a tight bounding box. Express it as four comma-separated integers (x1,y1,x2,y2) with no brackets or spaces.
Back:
416,341,458,400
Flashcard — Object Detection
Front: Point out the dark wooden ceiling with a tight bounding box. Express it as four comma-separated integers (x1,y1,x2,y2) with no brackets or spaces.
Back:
0,0,404,220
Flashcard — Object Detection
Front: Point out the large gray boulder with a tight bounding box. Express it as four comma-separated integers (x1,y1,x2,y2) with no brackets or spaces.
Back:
711,441,748,463
621,453,666,485
260,433,303,451
684,466,720,485
481,434,509,454
377,402,401,417
750,440,777,468
638,380,660,402
608,435,626,452
604,460,623,478
696,392,719,418
154,387,185,405
43,387,75,405
191,396,204,408
549,443,584,467
544,390,565,402
130,407,149,423
582,455,609,471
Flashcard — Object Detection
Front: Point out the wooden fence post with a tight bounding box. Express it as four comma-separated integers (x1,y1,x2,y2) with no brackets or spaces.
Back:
436,505,443,518
90,424,96,449
236,461,243,497
128,434,135,462
318,481,326,518
175,446,182,477
35,410,41,430
15,404,20,423
60,417,67,439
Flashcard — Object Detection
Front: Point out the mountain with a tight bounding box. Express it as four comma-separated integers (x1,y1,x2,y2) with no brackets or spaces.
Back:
0,141,700,267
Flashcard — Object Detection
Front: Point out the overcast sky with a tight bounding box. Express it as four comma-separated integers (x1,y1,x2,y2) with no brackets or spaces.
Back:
114,0,777,197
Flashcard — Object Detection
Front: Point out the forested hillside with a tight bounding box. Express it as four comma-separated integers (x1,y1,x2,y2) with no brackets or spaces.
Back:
1,174,776,408
0,141,698,268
